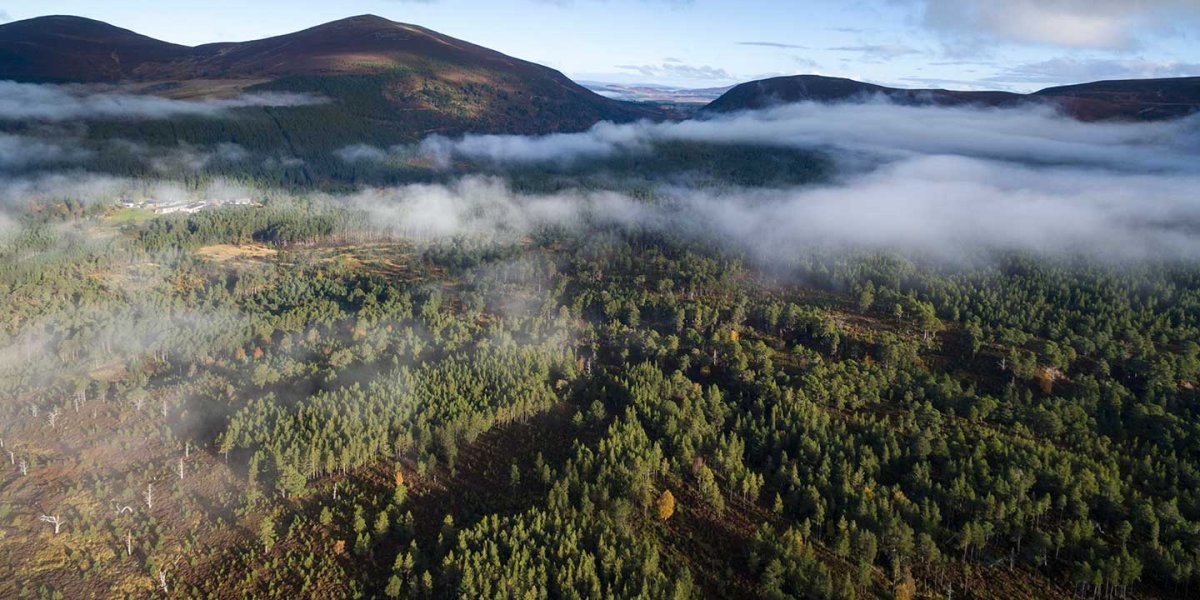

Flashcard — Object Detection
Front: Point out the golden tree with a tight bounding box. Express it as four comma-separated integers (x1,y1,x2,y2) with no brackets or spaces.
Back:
657,489,676,521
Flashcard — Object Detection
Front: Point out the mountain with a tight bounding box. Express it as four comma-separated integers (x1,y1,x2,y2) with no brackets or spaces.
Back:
1032,77,1200,121
0,15,192,83
0,15,666,138
703,74,1200,121
581,82,734,105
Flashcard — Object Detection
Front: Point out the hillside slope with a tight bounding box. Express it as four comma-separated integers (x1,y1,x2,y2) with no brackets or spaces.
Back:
704,73,1200,121
0,15,664,139
0,15,192,83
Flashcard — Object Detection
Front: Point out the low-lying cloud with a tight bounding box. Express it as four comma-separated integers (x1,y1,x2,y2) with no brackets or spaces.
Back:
334,100,1200,262
0,81,324,122
327,159,1200,263
4,97,1200,266
413,100,1199,174
0,133,90,169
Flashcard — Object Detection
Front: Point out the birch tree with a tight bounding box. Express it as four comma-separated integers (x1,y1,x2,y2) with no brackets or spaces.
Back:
39,514,64,535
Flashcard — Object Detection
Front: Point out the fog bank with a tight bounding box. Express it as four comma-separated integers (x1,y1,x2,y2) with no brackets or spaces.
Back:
0,81,323,121
413,101,1200,173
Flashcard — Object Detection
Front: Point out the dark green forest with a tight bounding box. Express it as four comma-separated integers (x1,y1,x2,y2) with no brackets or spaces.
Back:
2,9,1199,600
2,190,1199,599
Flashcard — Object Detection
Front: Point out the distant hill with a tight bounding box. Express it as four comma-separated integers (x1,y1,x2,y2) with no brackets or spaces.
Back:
0,15,666,139
1032,77,1200,121
703,74,1200,121
0,15,193,83
582,82,733,105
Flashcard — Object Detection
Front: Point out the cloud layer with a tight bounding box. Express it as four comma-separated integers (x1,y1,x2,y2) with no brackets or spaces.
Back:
909,0,1200,49
0,81,323,122
337,100,1200,263
412,101,1200,173
3,97,1198,267
327,159,1200,264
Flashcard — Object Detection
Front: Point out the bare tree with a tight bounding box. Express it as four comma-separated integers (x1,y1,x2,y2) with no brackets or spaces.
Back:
38,514,64,535
126,532,133,556
158,569,168,593
7,450,13,465
144,483,154,510
19,458,27,476
46,407,61,429
113,503,134,516
178,458,185,480
161,399,168,419
185,441,191,459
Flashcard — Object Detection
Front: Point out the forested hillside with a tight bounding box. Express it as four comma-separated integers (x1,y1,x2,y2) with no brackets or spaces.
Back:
2,14,1199,597
0,15,668,170
2,192,1198,599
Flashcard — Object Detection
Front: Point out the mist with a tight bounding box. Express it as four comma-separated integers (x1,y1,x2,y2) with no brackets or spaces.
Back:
324,101,1200,263
0,133,90,169
321,160,1200,264
0,81,324,121
415,100,1200,173
3,98,1199,266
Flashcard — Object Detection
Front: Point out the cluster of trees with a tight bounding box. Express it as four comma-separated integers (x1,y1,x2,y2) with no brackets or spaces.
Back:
2,199,1199,599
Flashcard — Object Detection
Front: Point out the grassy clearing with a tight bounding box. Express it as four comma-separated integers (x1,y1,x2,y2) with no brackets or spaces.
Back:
195,244,279,262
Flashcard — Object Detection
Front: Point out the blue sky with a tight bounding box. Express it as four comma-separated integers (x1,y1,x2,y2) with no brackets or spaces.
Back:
5,0,1199,91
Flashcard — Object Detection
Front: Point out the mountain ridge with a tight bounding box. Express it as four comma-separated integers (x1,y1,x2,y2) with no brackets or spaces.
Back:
703,74,1200,121
0,14,666,139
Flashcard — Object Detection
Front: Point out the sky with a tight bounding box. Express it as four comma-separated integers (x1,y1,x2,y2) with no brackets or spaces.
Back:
2,0,1199,91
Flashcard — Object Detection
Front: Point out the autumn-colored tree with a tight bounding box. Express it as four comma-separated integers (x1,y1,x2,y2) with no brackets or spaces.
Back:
657,490,676,521
894,570,916,600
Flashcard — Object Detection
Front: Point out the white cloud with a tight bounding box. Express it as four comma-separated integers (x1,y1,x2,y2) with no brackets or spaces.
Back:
829,44,920,60
738,41,810,50
335,101,1200,263
0,134,90,169
908,0,1200,49
335,144,394,163
671,157,1200,261
991,57,1200,84
415,101,1200,173
0,81,325,122
615,62,733,81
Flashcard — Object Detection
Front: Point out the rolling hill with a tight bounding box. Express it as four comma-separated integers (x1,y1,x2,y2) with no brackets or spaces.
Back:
0,15,666,138
703,73,1200,121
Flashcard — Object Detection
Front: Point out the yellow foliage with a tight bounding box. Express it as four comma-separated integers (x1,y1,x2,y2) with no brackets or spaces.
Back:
656,490,676,521
730,329,740,342
894,571,916,600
